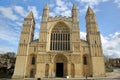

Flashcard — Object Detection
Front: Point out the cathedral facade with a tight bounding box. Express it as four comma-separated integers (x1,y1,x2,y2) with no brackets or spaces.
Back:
13,4,105,78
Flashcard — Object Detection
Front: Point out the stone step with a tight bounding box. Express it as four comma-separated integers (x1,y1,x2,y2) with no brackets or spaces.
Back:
39,78,92,80
25,78,120,80
25,78,92,80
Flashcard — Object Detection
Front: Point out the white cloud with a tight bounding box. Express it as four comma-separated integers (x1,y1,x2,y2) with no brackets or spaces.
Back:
0,5,41,54
0,25,19,45
0,5,40,20
0,15,20,46
49,4,55,8
0,6,24,53
34,29,39,39
61,10,71,17
15,22,22,27
28,6,39,19
0,5,40,54
0,19,20,53
101,32,120,58
55,6,68,13
49,0,108,17
36,22,41,29
80,32,86,40
77,0,108,14
80,31,120,58
0,46,16,53
114,0,120,8
56,0,65,6
0,6,18,21
50,12,56,17
13,6,27,17
50,0,72,17
0,1,119,57
77,0,108,6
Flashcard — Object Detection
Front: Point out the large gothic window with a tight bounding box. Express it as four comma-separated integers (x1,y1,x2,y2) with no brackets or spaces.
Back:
50,23,70,51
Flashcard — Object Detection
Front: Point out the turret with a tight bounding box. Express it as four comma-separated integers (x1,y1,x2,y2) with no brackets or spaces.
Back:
42,3,49,22
38,3,49,52
27,11,34,19
72,3,78,22
86,6,101,46
86,6,98,33
71,3,80,52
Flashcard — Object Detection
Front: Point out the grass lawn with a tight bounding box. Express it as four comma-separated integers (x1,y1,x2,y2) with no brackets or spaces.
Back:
0,78,24,80
106,67,113,72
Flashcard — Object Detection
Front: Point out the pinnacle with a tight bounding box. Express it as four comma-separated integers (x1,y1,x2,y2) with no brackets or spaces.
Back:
27,11,34,18
72,3,77,9
44,3,49,9
86,6,95,15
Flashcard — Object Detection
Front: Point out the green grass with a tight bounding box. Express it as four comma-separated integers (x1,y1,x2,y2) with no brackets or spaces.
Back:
8,78,24,80
106,67,113,72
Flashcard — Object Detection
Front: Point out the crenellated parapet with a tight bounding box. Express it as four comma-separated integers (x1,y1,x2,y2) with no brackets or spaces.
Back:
48,16,72,22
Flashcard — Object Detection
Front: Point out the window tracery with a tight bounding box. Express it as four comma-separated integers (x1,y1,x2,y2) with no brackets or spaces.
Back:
50,24,70,51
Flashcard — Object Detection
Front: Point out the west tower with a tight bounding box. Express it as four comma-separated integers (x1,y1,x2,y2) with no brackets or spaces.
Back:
86,7,105,76
13,12,35,78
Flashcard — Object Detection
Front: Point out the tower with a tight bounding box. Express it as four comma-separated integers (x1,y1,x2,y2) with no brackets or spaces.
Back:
86,7,105,76
38,3,49,52
71,3,80,52
13,12,35,78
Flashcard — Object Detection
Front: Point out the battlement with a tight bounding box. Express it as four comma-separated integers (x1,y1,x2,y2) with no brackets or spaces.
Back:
48,15,72,22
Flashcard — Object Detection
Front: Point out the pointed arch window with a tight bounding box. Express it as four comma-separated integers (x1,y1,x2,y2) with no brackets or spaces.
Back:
95,40,97,44
50,23,70,51
83,56,87,65
34,47,37,52
24,39,25,43
31,57,35,65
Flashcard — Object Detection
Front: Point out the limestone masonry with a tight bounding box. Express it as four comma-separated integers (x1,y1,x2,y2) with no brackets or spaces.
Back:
12,3,106,78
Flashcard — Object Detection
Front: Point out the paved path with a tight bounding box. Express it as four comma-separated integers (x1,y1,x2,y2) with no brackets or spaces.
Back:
40,69,120,80
106,68,120,78
1,69,120,80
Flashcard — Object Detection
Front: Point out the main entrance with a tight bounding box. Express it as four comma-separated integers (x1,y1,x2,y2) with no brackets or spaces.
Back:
54,54,68,77
56,63,63,77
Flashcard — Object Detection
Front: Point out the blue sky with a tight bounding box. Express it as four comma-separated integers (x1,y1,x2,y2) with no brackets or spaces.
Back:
0,0,120,57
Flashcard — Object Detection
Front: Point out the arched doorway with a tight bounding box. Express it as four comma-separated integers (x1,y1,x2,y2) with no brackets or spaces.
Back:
30,69,35,78
54,54,68,77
